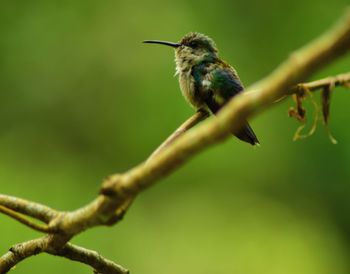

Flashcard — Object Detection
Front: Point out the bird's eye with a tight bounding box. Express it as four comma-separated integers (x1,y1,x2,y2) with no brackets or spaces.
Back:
188,41,198,48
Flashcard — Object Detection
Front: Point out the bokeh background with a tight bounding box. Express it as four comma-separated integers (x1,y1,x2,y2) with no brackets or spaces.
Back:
1,1,350,273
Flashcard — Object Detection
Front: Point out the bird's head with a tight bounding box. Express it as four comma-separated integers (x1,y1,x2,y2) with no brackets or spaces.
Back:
176,32,218,61
144,32,218,73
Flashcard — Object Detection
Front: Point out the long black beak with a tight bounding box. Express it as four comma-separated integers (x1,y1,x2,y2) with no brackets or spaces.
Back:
143,40,181,48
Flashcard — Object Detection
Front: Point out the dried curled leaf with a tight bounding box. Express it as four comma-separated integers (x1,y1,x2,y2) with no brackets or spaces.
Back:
290,90,319,141
288,93,306,122
326,126,338,144
308,91,319,137
321,84,333,124
288,83,338,144
292,124,307,141
321,83,338,144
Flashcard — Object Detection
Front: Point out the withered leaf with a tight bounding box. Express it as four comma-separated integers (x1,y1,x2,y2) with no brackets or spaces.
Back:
321,85,332,124
288,94,306,122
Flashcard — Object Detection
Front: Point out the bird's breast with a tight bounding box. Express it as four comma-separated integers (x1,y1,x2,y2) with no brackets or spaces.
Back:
178,71,203,109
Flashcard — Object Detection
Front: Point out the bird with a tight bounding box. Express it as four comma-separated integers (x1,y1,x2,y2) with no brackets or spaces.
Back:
143,32,259,145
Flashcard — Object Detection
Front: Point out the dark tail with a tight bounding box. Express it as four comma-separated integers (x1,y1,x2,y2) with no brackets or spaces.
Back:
204,96,259,145
235,122,259,146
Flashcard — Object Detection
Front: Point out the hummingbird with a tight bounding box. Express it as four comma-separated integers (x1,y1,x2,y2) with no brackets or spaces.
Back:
143,32,259,145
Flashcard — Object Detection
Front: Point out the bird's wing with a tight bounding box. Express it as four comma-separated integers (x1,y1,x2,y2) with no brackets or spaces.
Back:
191,61,259,145
191,61,244,113
208,65,244,101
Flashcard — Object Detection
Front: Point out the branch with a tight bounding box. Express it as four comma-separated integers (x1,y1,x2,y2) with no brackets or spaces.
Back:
0,238,46,273
0,238,129,274
48,243,129,274
1,7,350,274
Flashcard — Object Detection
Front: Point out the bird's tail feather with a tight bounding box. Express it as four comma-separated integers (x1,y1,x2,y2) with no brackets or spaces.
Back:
235,122,259,146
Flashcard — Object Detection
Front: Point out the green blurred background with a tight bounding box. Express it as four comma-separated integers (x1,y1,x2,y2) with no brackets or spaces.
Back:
1,1,350,273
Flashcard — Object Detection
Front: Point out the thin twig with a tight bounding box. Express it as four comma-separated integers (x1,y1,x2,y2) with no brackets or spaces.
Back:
288,71,350,94
0,195,58,223
0,205,50,233
48,243,129,274
147,109,209,161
